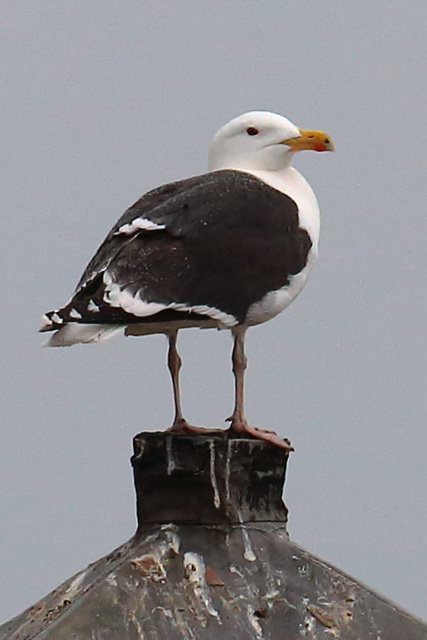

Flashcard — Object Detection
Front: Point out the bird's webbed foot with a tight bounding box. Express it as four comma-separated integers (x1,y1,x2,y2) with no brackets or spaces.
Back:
167,418,225,436
227,416,293,450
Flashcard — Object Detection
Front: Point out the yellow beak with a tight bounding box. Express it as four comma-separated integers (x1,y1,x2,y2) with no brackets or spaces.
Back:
283,129,335,152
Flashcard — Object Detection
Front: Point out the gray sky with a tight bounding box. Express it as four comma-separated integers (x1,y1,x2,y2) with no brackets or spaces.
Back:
1,0,426,624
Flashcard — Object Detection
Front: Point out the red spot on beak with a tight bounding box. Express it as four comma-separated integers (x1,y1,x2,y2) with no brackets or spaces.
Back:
314,143,326,152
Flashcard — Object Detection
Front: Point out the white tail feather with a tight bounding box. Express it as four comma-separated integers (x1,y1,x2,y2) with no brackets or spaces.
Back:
45,324,124,347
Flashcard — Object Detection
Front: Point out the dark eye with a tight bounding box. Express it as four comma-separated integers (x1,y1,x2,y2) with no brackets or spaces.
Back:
246,127,259,136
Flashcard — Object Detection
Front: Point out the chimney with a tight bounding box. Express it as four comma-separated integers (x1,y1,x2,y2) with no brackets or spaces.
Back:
132,432,288,528
1,432,426,640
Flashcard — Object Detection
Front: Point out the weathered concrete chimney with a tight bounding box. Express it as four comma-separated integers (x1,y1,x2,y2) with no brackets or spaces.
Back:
1,433,426,639
133,433,289,527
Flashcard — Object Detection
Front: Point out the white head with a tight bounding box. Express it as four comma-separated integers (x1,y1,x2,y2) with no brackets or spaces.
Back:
208,111,334,173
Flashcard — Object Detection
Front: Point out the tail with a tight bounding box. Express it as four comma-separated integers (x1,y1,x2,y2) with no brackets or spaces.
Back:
40,312,124,347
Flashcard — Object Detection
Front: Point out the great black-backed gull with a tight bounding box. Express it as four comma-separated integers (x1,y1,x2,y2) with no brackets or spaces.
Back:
40,111,334,448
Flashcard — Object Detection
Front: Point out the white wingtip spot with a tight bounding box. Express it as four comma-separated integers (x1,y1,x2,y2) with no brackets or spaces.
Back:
51,312,63,324
69,308,82,320
87,300,100,313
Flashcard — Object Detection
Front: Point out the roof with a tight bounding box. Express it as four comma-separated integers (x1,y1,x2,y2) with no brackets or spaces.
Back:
1,434,426,639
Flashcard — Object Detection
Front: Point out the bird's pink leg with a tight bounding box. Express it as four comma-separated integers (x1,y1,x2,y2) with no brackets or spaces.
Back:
166,331,221,435
227,327,293,451
226,326,248,429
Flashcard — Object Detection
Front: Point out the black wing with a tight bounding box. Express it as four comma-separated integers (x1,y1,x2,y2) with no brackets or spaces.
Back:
43,170,311,329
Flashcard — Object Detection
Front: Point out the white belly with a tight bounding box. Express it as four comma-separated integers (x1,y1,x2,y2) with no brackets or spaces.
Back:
244,250,315,326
